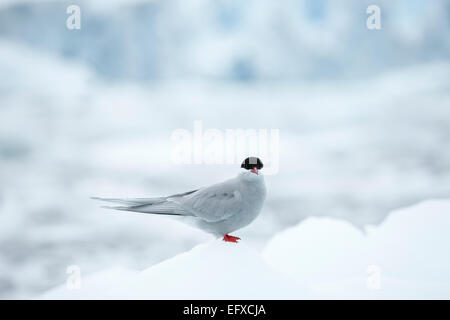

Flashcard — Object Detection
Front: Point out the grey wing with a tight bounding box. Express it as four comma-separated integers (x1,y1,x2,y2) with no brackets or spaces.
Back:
91,189,198,215
170,179,244,222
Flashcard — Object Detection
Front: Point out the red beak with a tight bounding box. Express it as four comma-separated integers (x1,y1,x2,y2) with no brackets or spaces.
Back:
251,167,258,175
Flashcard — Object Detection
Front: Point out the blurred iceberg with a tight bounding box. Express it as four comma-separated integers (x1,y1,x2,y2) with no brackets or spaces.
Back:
0,0,449,81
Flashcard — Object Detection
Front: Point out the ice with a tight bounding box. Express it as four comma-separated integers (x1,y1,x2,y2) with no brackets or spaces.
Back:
40,199,450,299
40,267,137,300
40,240,303,299
263,200,450,299
1,1,449,80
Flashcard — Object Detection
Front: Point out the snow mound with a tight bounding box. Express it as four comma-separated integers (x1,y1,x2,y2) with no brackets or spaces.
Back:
40,240,303,299
40,200,450,299
40,267,137,300
263,200,450,299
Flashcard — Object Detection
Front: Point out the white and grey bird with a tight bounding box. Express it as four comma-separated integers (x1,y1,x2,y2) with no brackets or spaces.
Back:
92,157,266,242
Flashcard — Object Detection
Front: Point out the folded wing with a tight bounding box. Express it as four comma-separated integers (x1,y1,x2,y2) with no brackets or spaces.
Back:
92,178,244,222
170,179,243,222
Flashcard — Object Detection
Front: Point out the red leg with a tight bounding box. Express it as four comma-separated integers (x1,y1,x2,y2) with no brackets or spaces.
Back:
223,234,241,243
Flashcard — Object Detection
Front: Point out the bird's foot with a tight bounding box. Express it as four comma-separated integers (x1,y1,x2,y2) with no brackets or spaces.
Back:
223,234,241,243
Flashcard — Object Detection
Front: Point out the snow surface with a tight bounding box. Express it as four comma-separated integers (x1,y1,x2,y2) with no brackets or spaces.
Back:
40,240,303,299
263,199,450,299
40,200,450,299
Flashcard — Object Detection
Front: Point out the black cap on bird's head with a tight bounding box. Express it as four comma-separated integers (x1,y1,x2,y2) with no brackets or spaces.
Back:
241,157,263,174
